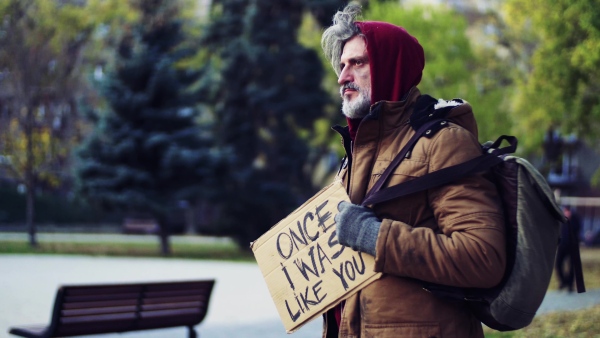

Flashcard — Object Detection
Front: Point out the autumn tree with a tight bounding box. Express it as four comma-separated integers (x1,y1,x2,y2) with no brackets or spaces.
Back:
0,0,132,246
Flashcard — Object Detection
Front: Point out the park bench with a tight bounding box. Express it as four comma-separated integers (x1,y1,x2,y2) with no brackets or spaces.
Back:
8,279,215,338
122,217,160,234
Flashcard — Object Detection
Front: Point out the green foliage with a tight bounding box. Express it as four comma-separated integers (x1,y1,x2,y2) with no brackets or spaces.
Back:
592,169,600,190
76,0,227,234
484,305,600,337
202,0,331,247
0,239,254,261
504,0,600,154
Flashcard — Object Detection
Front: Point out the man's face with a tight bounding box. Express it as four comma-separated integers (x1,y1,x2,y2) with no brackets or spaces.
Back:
338,35,371,119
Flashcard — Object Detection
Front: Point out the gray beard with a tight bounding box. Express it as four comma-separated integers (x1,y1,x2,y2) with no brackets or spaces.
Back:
341,89,371,119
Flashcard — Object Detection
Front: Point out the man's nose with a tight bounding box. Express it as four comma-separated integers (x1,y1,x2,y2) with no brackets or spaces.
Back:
338,67,352,85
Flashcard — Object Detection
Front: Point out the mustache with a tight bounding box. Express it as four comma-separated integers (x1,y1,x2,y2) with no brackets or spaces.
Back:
340,82,360,96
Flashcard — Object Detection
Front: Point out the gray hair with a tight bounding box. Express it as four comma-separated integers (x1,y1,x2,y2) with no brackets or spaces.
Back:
321,3,364,77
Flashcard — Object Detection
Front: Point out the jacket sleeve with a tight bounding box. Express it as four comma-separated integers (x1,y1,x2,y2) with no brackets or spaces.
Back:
373,125,507,288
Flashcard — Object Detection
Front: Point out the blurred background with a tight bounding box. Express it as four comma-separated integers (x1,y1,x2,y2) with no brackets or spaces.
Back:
1,1,600,337
0,0,599,267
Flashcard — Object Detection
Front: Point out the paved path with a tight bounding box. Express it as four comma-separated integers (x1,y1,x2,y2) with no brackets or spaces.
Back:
0,254,598,338
538,288,600,314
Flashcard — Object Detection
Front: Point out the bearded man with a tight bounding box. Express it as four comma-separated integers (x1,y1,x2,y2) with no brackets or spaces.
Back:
320,4,506,338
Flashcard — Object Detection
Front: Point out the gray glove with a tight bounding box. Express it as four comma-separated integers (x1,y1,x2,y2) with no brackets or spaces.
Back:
334,201,381,256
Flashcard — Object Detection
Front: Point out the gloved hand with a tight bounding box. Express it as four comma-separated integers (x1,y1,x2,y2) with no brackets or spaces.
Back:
334,201,381,256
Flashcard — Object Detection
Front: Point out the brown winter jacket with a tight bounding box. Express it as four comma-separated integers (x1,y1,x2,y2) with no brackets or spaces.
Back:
324,88,507,338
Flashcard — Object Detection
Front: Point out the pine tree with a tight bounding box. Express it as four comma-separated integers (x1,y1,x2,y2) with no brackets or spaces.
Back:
76,0,226,255
203,0,331,247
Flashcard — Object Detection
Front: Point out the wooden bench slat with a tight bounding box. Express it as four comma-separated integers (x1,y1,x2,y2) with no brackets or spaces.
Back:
140,308,201,318
144,289,210,298
65,285,141,296
145,282,211,291
62,299,138,309
60,312,137,324
141,301,204,311
61,305,137,317
63,292,139,303
62,302,206,316
143,295,207,304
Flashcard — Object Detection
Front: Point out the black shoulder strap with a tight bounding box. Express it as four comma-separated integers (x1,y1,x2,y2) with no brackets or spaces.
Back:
361,119,449,206
361,134,517,207
362,153,501,206
360,126,587,294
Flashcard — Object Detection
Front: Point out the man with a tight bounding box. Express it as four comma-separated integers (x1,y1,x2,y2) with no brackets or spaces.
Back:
556,206,581,293
321,4,507,338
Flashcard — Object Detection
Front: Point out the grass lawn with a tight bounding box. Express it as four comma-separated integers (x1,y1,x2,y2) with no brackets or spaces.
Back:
484,305,600,337
0,236,255,261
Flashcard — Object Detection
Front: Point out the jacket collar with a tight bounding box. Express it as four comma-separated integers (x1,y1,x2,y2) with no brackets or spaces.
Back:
369,86,421,130
332,86,421,148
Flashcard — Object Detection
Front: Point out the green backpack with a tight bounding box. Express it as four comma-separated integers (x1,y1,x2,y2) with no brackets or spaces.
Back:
362,117,586,331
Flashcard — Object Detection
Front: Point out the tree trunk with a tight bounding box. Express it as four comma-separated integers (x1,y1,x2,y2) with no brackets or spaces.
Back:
158,224,171,256
26,187,37,247
25,104,37,248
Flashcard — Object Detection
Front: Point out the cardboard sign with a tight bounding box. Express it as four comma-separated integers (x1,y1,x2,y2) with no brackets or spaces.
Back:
251,180,381,333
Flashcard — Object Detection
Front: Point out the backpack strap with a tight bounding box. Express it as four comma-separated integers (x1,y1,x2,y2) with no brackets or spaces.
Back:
361,119,449,206
362,134,516,207
362,133,587,294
